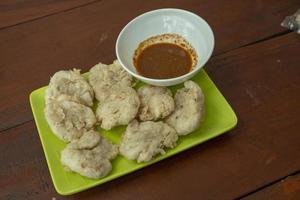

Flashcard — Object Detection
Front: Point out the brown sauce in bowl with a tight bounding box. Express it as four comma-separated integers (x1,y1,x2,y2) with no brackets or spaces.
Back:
135,43,192,79
133,34,198,79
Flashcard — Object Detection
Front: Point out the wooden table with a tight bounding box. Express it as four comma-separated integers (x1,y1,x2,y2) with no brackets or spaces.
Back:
1,1,300,199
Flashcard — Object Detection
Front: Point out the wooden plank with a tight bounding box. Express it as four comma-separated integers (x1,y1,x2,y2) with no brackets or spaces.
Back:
0,0,298,131
0,0,99,29
0,33,299,199
0,122,56,200
241,173,300,200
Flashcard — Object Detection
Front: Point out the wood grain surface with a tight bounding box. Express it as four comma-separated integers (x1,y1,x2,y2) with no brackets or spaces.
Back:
0,0,99,29
1,32,299,199
0,122,52,200
241,173,300,200
0,0,298,131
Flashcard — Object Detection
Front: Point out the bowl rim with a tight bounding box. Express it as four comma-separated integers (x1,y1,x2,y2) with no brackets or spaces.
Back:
115,8,215,83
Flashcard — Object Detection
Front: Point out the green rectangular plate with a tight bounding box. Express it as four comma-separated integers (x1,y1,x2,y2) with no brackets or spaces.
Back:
30,69,237,195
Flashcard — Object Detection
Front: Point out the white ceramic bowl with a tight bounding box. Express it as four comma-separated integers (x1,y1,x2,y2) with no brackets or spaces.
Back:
116,8,214,86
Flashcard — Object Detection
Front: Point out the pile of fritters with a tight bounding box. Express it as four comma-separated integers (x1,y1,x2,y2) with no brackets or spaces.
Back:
44,68,117,179
44,59,205,179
